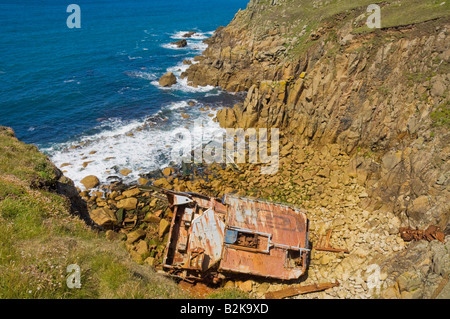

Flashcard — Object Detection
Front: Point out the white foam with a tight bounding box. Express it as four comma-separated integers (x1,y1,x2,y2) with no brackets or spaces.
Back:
152,59,216,93
125,70,157,81
45,108,225,190
162,30,212,53
161,43,185,50
170,30,214,40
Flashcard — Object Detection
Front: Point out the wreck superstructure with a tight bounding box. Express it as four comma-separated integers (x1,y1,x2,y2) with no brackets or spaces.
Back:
162,190,310,282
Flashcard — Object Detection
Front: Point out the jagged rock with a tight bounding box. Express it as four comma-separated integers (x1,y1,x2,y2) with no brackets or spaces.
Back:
183,31,196,38
171,39,187,47
120,169,132,176
238,280,253,292
122,188,140,198
159,72,177,87
116,197,138,210
159,219,170,237
126,229,146,244
135,240,149,256
144,212,161,223
397,271,423,293
90,207,118,228
80,175,100,189
138,177,149,185
154,178,171,189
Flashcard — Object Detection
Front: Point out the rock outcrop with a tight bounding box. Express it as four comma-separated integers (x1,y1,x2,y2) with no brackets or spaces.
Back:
171,39,188,48
159,72,177,87
181,0,450,299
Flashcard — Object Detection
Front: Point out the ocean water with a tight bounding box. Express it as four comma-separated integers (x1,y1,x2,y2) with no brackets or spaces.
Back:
0,0,248,187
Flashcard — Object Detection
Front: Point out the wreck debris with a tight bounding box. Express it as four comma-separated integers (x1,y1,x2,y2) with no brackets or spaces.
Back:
399,225,445,243
431,273,449,299
265,281,340,299
162,190,310,282
314,229,349,254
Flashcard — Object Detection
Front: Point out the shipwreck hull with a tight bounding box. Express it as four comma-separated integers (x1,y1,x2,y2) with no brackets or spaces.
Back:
162,190,310,281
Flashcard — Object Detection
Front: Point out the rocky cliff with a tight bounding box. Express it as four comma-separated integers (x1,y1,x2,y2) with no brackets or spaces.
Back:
181,0,450,298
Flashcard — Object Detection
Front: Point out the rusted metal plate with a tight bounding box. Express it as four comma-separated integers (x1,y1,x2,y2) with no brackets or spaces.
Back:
223,194,308,248
315,229,349,253
220,195,309,280
400,225,445,243
265,281,340,299
220,246,306,280
188,208,225,271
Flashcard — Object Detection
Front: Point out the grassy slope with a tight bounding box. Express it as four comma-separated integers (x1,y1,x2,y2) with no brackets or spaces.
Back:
0,127,186,298
239,0,450,57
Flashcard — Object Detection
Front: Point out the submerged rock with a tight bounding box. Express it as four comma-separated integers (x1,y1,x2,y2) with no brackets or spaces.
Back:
183,31,196,38
171,39,187,47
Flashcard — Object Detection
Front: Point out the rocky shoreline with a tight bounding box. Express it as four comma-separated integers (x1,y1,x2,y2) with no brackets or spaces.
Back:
77,139,448,299
73,1,450,298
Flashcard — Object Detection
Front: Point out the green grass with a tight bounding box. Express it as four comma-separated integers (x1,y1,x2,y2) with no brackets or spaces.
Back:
0,127,186,299
236,0,450,59
430,101,450,128
207,288,252,299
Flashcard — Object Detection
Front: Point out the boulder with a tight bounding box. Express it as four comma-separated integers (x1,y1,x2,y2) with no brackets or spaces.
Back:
163,167,174,176
159,219,170,237
183,31,196,38
159,72,177,87
238,280,253,292
144,212,161,223
120,169,132,176
126,229,146,244
154,178,172,189
138,177,149,185
135,240,149,256
122,188,140,198
171,39,187,47
80,175,100,189
90,207,118,228
117,197,138,210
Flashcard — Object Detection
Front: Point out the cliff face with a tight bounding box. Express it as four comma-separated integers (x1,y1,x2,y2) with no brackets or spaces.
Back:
182,0,450,298
184,1,450,230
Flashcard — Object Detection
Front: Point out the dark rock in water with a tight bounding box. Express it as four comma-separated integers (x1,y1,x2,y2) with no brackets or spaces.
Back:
158,72,177,87
182,31,196,38
106,175,122,182
171,39,187,48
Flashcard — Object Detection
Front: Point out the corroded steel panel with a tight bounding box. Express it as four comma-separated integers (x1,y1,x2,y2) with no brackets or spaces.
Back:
223,194,308,248
219,246,305,280
188,209,225,271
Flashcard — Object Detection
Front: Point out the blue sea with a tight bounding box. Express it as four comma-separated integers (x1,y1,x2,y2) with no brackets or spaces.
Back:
0,0,248,186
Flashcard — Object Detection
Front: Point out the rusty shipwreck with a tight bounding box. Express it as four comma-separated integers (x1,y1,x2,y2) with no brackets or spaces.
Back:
162,190,310,282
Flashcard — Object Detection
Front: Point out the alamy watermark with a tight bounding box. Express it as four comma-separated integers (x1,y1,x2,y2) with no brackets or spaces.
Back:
66,264,81,289
170,121,280,174
66,4,81,29
366,4,381,29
